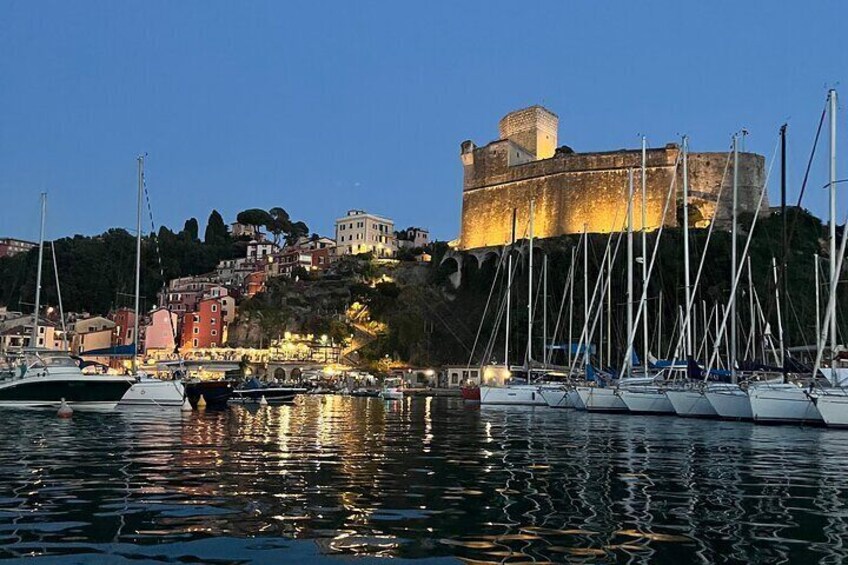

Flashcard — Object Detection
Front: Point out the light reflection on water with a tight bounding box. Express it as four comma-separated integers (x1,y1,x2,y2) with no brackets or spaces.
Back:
0,396,847,563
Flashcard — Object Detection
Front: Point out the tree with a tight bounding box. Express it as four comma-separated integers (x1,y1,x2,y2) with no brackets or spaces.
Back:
236,209,273,235
268,207,292,245
287,221,309,245
182,218,199,241
204,210,229,245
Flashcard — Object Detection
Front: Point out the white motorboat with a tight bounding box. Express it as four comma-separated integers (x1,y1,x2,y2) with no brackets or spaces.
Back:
575,385,628,413
749,381,823,424
812,388,848,427
0,350,134,411
666,384,718,418
379,377,404,401
704,382,753,420
119,375,186,407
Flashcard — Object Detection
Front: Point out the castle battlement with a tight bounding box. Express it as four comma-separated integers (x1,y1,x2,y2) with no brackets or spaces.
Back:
458,105,766,250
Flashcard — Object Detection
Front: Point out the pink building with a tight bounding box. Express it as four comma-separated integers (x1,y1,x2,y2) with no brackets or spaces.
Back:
143,307,179,353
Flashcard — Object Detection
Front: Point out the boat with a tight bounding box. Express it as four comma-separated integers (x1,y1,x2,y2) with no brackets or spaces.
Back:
480,382,548,406
119,375,185,407
185,379,234,409
812,388,848,427
617,375,675,415
460,384,481,403
379,377,404,400
0,350,134,411
575,384,628,413
665,383,718,418
749,381,823,424
539,384,573,408
703,382,753,420
231,378,306,404
350,388,380,398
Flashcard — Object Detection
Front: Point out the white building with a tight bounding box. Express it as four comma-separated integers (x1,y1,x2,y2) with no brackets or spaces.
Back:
335,210,396,258
396,227,430,249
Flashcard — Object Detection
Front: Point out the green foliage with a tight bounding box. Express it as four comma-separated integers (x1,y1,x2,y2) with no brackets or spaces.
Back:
204,210,229,245
182,218,199,241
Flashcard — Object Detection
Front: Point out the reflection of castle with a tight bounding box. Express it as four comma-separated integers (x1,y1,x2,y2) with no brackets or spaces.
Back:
458,105,766,250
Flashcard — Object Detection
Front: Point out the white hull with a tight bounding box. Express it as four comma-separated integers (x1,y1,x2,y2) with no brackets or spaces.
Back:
569,389,585,410
575,387,628,413
539,387,572,408
666,389,718,418
618,388,675,414
480,385,546,406
119,379,186,407
380,388,404,400
704,384,752,420
814,390,848,427
0,400,119,412
749,383,823,424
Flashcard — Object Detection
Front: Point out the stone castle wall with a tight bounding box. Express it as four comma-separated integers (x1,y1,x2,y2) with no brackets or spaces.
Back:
458,111,767,250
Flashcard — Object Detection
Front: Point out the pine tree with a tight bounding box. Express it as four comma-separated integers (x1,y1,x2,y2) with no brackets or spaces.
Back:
204,210,229,245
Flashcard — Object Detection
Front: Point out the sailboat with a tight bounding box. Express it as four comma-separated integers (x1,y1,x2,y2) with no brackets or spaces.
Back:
0,194,134,410
119,156,186,407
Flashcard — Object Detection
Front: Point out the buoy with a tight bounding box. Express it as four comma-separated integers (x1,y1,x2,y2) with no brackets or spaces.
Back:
259,395,269,407
197,394,207,408
57,398,73,418
181,397,193,411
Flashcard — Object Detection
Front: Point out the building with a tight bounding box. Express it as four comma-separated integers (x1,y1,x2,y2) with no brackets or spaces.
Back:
215,257,256,289
202,285,237,324
458,105,766,250
230,222,264,240
0,315,58,352
111,308,137,346
0,238,37,258
396,227,430,249
181,298,224,350
142,307,179,353
244,271,266,298
158,275,219,314
335,210,396,258
72,316,116,364
246,240,279,262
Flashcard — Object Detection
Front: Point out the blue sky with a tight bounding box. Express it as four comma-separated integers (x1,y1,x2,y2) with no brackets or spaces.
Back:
1,1,846,243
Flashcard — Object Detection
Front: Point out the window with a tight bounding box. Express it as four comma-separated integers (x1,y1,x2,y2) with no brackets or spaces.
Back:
211,329,217,336
211,304,218,313
193,338,198,347
211,318,217,325
193,327,199,334
211,342,217,347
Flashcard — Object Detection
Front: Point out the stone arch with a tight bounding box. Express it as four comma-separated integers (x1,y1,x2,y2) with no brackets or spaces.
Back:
291,367,302,382
274,367,286,380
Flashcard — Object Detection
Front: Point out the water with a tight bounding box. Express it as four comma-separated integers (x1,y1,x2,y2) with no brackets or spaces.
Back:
1,396,847,564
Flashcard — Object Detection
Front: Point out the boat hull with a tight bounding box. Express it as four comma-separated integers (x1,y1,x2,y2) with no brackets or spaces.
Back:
814,391,848,427
618,389,675,415
231,387,305,404
666,389,718,418
119,379,185,407
575,387,628,413
0,375,133,411
480,385,546,406
704,384,752,420
380,388,404,400
749,383,823,424
460,386,481,403
185,380,234,409
539,388,572,408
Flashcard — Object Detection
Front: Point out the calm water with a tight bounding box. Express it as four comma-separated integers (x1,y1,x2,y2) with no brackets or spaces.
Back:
1,397,847,564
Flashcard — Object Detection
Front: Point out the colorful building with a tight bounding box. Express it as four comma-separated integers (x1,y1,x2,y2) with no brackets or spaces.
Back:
181,298,224,350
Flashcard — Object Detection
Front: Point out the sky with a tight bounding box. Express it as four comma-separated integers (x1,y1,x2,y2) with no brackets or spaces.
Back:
1,1,847,243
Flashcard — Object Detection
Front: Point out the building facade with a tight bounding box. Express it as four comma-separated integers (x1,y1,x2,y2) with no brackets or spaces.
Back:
396,227,430,249
458,105,767,250
0,238,37,258
335,210,396,258
181,298,224,350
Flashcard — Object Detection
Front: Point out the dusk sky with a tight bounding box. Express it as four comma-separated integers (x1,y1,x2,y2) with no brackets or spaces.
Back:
1,1,846,243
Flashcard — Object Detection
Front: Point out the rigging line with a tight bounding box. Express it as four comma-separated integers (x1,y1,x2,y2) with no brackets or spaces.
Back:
704,133,781,379
466,247,508,368
548,239,581,365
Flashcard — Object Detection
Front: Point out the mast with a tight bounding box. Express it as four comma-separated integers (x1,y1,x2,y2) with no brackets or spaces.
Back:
815,253,822,363
51,242,68,350
747,257,755,362
568,245,575,366
828,89,837,366
133,156,144,374
780,124,788,374
526,199,534,368
583,223,588,367
626,168,634,378
641,136,649,374
731,135,739,383
543,254,548,367
31,192,47,346
682,137,692,358
772,257,784,366
504,209,516,368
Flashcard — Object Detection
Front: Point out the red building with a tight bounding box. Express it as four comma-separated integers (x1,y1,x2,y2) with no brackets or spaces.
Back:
181,298,224,350
111,308,137,346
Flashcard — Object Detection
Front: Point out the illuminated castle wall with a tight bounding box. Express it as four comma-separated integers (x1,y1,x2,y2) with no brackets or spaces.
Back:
458,106,766,250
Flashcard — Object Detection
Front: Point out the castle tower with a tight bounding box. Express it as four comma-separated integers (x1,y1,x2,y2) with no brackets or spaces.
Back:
498,105,558,159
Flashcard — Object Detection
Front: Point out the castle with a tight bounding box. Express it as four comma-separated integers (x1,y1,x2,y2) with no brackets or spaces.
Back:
458,105,766,250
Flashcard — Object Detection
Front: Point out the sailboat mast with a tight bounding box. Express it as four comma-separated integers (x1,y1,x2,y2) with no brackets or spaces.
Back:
682,137,692,358
780,124,788,374
568,245,575,366
731,135,739,383
526,199,534,368
583,223,588,367
31,192,47,346
505,209,516,368
815,253,821,363
828,89,837,367
543,254,548,367
627,168,634,378
133,156,144,374
641,136,649,374
51,242,68,350
772,257,784,366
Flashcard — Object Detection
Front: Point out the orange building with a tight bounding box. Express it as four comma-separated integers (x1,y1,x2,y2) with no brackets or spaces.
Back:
181,298,224,350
